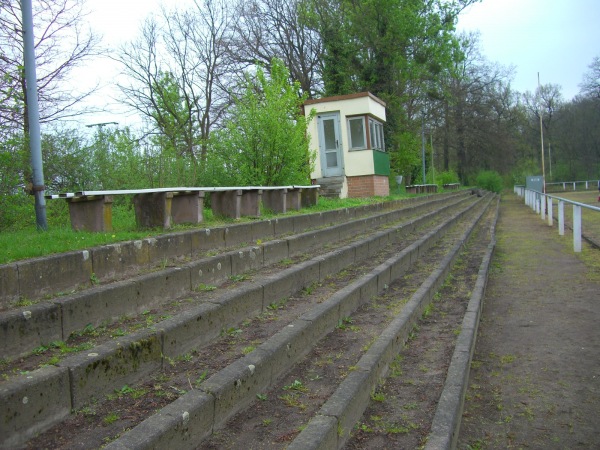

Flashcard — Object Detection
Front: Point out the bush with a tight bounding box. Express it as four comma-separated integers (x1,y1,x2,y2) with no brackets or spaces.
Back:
435,170,459,188
475,170,503,193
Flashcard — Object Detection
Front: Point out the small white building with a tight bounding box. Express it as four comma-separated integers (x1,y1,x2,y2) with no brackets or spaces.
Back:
304,92,390,198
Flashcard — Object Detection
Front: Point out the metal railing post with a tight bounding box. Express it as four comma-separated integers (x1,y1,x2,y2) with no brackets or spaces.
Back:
541,194,546,221
547,196,553,226
558,200,565,236
573,205,582,252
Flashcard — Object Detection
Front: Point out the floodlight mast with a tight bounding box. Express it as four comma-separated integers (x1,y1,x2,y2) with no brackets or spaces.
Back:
22,0,47,230
538,73,546,193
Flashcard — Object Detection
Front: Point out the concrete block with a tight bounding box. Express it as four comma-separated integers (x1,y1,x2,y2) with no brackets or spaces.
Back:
262,189,287,213
250,219,275,241
292,213,319,233
288,227,338,255
105,390,215,450
201,350,272,426
58,280,140,338
91,240,149,281
320,209,346,226
262,239,289,266
359,273,379,304
257,319,313,381
133,192,172,229
208,283,264,327
135,267,191,309
171,191,204,225
299,298,341,342
352,239,370,262
261,260,320,305
0,366,71,449
366,232,389,256
336,285,363,320
188,254,232,288
0,303,62,359
374,264,391,292
390,252,411,281
17,251,93,301
211,189,261,219
318,247,355,281
300,187,318,207
224,223,253,248
65,329,162,408
230,246,263,274
160,302,223,358
145,232,192,262
191,227,226,254
286,414,339,450
0,263,19,308
286,189,302,211
273,216,295,236
240,190,261,216
67,195,113,232
320,369,374,442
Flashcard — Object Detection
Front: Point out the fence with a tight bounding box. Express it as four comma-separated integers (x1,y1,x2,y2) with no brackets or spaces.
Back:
514,185,600,252
545,180,600,192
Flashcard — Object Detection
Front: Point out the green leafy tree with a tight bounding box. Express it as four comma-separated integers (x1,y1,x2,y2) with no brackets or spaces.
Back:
209,58,315,186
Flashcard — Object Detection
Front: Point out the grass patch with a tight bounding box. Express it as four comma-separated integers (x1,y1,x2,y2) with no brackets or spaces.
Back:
0,193,421,264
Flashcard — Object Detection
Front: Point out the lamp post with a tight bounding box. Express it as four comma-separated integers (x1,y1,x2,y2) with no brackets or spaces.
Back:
538,73,546,193
22,0,47,230
421,115,426,184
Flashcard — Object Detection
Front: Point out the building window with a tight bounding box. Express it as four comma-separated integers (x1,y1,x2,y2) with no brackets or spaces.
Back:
348,115,385,151
369,118,385,151
348,117,366,150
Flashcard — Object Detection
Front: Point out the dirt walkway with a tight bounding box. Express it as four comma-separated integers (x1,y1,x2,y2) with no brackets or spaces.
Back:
458,194,600,449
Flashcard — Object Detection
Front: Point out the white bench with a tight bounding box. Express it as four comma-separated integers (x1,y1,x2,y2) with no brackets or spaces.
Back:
46,185,320,232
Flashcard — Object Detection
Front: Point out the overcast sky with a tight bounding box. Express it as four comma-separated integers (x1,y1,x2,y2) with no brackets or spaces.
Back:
456,0,600,100
74,0,600,127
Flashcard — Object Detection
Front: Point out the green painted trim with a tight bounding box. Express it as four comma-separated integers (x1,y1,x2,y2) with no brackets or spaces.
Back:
373,151,390,176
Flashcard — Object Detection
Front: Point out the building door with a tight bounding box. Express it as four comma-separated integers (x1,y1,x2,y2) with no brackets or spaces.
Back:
317,112,343,177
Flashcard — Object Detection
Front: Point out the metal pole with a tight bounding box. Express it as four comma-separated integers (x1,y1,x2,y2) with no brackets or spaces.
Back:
21,0,47,230
430,134,434,185
538,73,546,194
421,116,426,184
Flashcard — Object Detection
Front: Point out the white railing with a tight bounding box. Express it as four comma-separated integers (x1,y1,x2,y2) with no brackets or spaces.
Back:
514,185,600,252
545,180,600,192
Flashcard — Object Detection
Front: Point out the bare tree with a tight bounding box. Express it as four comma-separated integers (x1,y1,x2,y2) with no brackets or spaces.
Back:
0,0,100,132
115,0,235,170
579,56,600,100
230,0,323,97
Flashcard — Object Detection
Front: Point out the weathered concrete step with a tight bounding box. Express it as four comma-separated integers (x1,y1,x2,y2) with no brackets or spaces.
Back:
0,195,484,449
1,195,482,449
289,196,496,450
97,196,494,449
0,193,464,307
0,193,470,360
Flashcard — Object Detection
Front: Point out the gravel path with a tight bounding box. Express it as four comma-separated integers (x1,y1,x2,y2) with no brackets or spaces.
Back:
458,193,600,449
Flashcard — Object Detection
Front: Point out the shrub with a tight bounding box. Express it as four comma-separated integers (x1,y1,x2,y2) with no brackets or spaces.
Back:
475,170,503,193
435,170,459,188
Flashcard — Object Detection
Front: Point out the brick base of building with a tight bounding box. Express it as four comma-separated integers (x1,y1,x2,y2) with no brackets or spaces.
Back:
347,175,389,198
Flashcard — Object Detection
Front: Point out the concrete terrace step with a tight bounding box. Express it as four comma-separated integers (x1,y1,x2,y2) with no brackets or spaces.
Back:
0,192,465,308
106,195,497,449
0,193,494,448
1,193,470,360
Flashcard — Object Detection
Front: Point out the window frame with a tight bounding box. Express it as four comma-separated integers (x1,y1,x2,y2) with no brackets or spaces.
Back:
347,116,368,150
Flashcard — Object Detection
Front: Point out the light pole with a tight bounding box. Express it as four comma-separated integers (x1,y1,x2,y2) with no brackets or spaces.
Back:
22,0,47,230
538,73,546,193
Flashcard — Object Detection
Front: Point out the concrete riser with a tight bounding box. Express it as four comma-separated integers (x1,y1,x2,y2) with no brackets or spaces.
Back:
106,197,493,449
1,194,469,360
0,193,480,448
0,194,463,307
